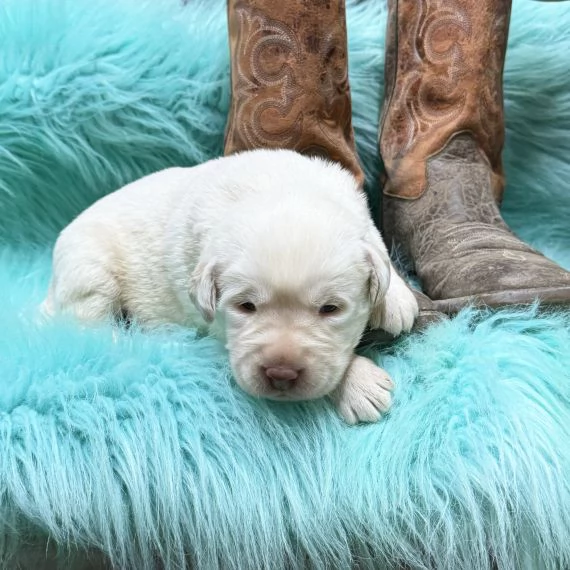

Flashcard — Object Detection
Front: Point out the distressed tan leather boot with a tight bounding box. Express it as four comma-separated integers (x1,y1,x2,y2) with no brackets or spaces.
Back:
225,0,365,186
379,0,570,313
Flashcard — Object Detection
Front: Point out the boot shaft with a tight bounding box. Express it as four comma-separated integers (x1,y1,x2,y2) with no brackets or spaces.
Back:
224,0,364,185
380,0,512,202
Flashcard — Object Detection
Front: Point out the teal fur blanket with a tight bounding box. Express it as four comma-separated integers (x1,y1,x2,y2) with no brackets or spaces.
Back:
1,0,569,568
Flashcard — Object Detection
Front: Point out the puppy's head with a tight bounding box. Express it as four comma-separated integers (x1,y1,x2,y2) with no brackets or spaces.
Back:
190,159,391,401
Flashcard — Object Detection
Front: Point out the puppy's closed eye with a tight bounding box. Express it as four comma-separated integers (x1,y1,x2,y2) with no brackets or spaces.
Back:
319,304,340,315
238,302,257,314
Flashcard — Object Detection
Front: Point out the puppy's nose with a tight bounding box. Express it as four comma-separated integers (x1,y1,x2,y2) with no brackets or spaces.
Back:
264,366,300,391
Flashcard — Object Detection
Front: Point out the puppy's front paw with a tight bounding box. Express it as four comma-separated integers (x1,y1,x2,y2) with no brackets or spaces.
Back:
331,355,394,425
378,271,418,337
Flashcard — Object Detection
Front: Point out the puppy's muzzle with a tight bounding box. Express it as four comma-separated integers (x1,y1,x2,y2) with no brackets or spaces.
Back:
262,365,303,391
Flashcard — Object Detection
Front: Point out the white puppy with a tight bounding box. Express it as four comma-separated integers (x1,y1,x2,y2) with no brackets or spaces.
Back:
43,149,417,424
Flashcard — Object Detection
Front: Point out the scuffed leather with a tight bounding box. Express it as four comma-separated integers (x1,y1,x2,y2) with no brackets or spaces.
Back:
379,0,570,306
380,0,511,201
383,134,570,300
225,0,364,186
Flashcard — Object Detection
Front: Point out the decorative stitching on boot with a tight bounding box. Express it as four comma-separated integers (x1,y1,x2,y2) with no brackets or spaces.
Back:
225,0,365,184
380,0,510,199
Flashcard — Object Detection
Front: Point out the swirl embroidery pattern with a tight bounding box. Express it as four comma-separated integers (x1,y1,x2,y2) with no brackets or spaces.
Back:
386,0,472,159
380,0,509,199
225,1,363,182
228,4,303,149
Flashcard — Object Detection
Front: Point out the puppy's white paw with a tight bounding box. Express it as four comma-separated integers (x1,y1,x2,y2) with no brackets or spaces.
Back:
378,270,418,337
332,355,394,425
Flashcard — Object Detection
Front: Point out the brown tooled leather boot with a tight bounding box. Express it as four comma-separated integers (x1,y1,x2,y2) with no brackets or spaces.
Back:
225,0,447,335
224,0,365,185
380,0,570,314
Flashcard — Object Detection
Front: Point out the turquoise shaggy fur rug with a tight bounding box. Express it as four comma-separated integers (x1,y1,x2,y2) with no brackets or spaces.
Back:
1,0,570,568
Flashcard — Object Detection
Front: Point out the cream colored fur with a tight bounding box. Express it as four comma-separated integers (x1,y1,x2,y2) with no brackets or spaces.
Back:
43,149,418,423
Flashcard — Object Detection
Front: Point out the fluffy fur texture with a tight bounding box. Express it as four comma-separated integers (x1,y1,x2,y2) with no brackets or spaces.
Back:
44,149,416,419
0,0,570,568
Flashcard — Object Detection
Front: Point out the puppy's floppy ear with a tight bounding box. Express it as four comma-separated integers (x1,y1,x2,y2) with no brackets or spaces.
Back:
363,224,391,330
189,258,218,323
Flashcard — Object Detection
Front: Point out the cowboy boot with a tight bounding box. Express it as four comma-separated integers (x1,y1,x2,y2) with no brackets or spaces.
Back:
225,0,447,336
379,0,570,314
224,0,365,185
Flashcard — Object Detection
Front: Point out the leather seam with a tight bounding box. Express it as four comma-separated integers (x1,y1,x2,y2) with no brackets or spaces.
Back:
383,129,495,201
